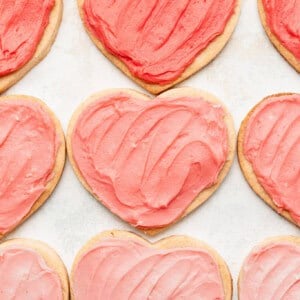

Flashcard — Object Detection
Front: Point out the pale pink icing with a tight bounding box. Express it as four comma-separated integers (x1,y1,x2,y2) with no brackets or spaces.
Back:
82,0,237,84
72,238,225,300
0,99,60,234
0,0,55,76
0,246,62,300
262,0,300,61
239,241,300,300
243,94,300,224
71,92,228,228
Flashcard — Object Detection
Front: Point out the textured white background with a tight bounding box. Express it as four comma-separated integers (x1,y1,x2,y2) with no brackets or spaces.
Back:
4,0,300,298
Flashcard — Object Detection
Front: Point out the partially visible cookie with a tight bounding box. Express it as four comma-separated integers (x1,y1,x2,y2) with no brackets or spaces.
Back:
77,0,241,94
239,236,300,299
258,0,300,72
238,93,300,227
0,95,65,239
67,88,236,235
71,230,232,300
0,0,63,93
0,238,69,299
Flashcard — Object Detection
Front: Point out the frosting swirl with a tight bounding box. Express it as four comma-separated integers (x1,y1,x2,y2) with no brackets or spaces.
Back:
262,0,300,60
0,0,54,76
0,99,61,234
0,247,62,300
72,238,225,300
239,241,300,299
243,94,300,225
71,92,228,228
82,0,237,84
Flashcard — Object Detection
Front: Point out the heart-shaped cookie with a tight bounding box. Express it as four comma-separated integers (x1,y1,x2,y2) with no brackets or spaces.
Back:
0,95,65,239
258,0,300,72
71,230,232,300
78,0,240,94
67,88,235,235
239,236,300,299
238,93,300,227
0,0,63,93
0,238,69,299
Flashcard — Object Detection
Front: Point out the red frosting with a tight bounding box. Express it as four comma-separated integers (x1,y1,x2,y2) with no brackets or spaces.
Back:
262,0,300,60
82,0,237,84
0,99,61,234
0,247,63,300
244,94,300,224
72,238,226,300
71,92,229,228
0,0,54,76
240,241,300,300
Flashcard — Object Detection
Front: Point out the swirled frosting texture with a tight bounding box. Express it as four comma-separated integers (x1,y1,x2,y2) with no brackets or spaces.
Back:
82,0,237,84
73,238,225,300
0,99,60,234
239,241,300,299
243,95,300,224
0,247,62,300
0,0,54,76
262,0,300,60
71,93,228,228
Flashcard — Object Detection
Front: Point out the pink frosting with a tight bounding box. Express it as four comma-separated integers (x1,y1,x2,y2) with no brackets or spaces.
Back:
0,99,60,234
239,241,300,299
72,238,225,300
0,0,55,76
82,0,237,84
262,0,300,60
0,246,63,300
71,92,228,228
243,94,300,224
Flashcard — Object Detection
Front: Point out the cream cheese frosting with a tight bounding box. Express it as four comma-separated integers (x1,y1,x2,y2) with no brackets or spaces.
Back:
262,0,300,61
0,246,63,300
82,0,237,84
0,99,60,234
243,94,300,225
239,241,300,299
0,0,55,76
72,238,225,300
71,92,229,228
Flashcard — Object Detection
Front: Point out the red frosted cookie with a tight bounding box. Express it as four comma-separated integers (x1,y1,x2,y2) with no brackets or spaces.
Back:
239,236,300,299
258,0,300,72
0,0,63,93
0,95,65,239
67,88,235,234
71,230,232,300
0,238,69,299
78,0,240,94
238,93,300,227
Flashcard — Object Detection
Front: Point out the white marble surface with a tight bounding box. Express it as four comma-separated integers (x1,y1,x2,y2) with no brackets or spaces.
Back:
4,0,299,298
